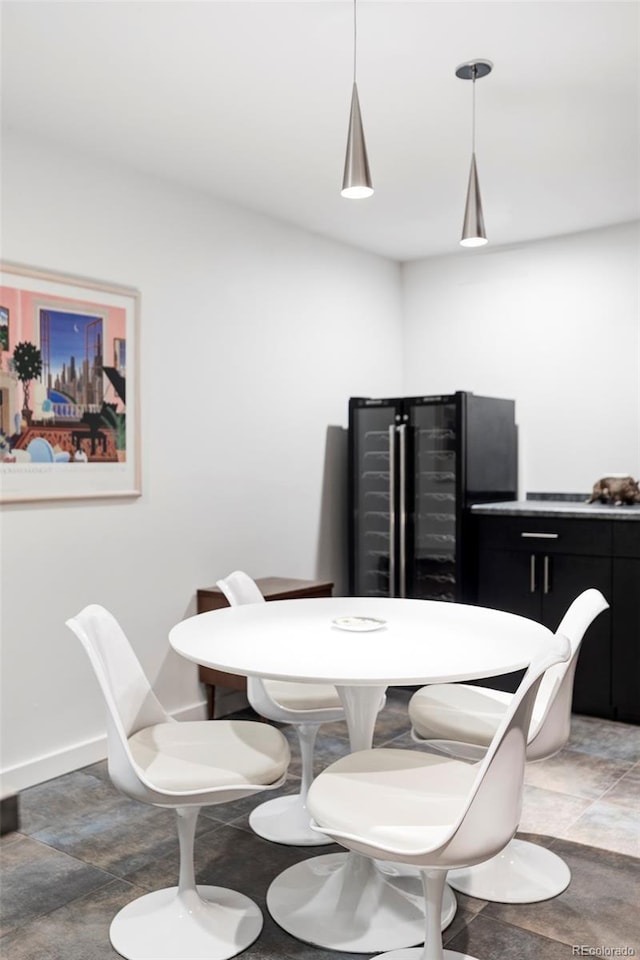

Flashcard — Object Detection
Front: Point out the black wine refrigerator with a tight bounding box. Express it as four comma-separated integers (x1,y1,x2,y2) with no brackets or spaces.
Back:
348,392,517,601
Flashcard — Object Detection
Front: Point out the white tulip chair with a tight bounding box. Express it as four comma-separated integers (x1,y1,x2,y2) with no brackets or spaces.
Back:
216,570,385,846
66,604,290,960
407,588,609,903
306,634,570,960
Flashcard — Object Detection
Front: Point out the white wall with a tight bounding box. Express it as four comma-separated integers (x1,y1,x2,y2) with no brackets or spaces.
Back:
2,130,638,795
0,131,403,792
401,223,640,494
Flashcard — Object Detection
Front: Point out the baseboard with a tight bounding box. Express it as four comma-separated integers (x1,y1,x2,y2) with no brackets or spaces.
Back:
0,699,208,796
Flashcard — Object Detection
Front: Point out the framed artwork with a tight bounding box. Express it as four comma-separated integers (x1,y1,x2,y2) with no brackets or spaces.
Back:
0,262,141,503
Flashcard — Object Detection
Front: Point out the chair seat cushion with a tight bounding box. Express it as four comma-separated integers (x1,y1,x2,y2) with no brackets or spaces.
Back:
409,683,513,747
261,679,343,712
128,719,289,791
307,748,478,857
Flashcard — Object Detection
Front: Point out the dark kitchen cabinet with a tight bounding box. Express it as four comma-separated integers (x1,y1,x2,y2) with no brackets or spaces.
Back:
611,523,640,723
475,514,617,718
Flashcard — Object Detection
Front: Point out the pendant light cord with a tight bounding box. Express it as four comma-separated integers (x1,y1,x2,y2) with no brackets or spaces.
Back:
471,64,477,154
353,0,358,84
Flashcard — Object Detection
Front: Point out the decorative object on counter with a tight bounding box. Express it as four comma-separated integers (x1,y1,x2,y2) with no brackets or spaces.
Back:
586,475,640,506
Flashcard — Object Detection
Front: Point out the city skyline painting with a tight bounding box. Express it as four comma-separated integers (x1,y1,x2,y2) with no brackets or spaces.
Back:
41,309,103,394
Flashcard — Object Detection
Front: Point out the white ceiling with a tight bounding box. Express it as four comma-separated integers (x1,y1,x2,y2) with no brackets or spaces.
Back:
2,1,639,261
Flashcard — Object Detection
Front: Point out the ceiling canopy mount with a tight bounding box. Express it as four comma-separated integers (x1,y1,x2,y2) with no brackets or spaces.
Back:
455,60,493,82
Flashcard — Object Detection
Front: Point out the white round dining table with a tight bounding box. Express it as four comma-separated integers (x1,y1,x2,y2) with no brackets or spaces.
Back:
169,596,555,954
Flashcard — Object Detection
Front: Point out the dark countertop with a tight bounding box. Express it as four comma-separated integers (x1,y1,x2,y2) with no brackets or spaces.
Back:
470,500,640,521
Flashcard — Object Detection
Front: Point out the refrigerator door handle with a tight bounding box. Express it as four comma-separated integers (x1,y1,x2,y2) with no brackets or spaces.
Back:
398,423,407,598
388,424,396,598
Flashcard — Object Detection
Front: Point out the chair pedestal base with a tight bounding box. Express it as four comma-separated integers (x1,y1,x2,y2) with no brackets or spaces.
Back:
447,838,571,903
267,852,457,953
372,951,478,959
249,793,332,846
109,885,262,960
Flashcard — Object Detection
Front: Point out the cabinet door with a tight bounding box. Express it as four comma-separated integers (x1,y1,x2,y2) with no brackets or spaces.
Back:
477,545,612,713
612,557,640,723
541,553,613,718
477,546,541,620
476,547,541,691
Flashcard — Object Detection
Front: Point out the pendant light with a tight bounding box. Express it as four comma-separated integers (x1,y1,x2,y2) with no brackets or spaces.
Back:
456,59,492,246
341,0,373,199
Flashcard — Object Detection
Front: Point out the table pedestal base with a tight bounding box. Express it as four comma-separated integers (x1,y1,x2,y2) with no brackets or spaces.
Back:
266,852,457,954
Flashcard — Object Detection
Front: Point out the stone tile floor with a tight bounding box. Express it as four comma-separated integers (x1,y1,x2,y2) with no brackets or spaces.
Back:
1,689,638,960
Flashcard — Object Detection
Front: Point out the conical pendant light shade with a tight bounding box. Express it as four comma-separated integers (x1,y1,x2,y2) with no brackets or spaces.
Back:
342,82,373,199
457,59,492,247
460,152,487,247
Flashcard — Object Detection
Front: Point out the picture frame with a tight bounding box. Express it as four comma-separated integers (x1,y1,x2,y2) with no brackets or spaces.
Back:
0,262,141,503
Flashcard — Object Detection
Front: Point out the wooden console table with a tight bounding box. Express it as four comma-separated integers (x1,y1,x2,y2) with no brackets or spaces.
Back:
196,576,334,718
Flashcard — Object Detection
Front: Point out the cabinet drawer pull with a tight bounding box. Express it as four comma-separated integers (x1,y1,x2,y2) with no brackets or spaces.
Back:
520,532,559,540
543,555,551,594
529,555,536,593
